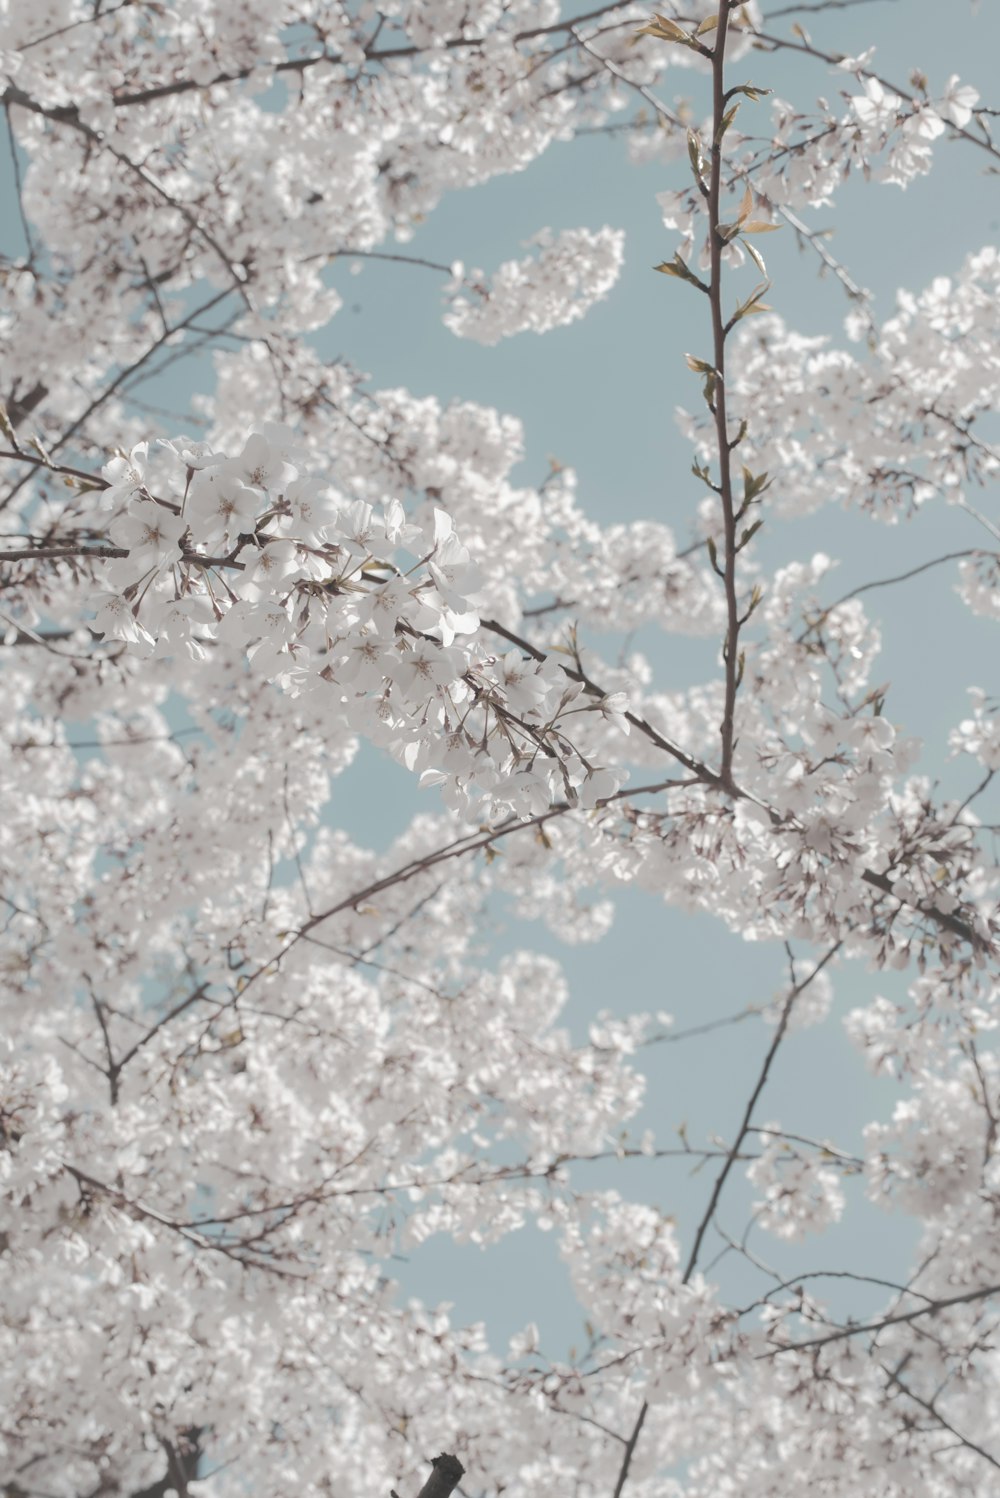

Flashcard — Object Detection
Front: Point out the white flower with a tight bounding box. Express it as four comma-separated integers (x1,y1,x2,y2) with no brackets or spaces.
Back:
235,539,301,600
748,1128,847,1240
109,501,187,570
389,639,463,698
574,766,622,809
284,475,340,541
444,227,625,345
596,692,631,736
90,592,154,648
222,430,297,492
336,632,389,690
496,651,550,716
157,434,218,470
338,498,378,555
382,497,420,548
148,594,216,660
938,74,979,128
835,47,876,72
100,442,149,507
851,78,901,131
186,469,261,549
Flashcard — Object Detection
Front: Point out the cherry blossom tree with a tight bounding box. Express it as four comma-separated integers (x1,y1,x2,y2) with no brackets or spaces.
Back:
2,1,999,1495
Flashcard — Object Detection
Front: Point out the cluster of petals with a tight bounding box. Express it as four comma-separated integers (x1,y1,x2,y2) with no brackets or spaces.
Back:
89,429,628,819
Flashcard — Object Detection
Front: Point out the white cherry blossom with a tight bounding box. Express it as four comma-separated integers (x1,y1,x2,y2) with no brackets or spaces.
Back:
2,4,999,1496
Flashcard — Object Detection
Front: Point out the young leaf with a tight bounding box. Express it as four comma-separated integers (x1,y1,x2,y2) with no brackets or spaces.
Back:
744,238,767,275
0,402,17,447
654,253,709,292
687,129,707,186
634,14,690,44
732,83,772,102
716,102,741,145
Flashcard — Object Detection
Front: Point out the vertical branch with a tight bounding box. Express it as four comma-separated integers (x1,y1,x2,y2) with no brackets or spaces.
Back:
391,1453,465,1498
415,1453,465,1498
706,1,740,789
610,13,743,1484
680,939,842,1282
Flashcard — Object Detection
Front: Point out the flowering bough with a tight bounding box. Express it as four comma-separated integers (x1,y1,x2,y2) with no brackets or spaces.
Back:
1,2,1000,1496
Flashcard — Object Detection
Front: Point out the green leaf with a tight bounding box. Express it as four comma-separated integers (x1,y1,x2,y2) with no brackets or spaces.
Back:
691,460,718,493
634,13,690,43
687,128,706,185
715,102,740,145
744,238,767,275
742,466,771,503
685,353,715,374
653,253,709,292
739,584,764,627
732,83,772,102
741,220,781,234
695,14,718,35
729,280,772,327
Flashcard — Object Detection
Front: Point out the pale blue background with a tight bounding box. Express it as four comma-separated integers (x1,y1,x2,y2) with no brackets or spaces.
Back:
4,0,999,1359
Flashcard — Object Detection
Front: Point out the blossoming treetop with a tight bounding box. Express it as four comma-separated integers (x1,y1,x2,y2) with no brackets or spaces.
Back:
1,1,999,1494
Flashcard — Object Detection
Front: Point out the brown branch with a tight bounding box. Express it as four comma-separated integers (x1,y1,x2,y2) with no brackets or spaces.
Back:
611,1403,647,1498
415,1452,465,1498
860,867,987,950
750,26,1000,165
3,84,253,307
481,616,719,785
681,941,842,1284
798,550,985,642
763,0,895,15
106,4,635,108
881,1361,1000,1474
62,1162,303,1277
761,1280,1000,1356
0,447,110,487
777,204,875,331
706,2,742,790
17,0,135,52
481,617,993,953
0,545,126,562
614,932,843,1494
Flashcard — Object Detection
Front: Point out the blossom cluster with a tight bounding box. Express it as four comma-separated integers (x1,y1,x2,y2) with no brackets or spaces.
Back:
2,2,1000,1496
443,227,626,344
88,429,629,819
